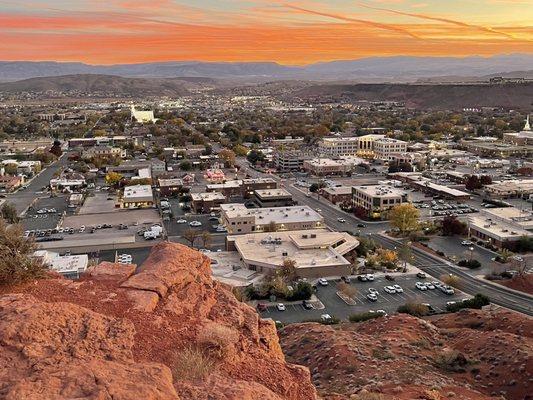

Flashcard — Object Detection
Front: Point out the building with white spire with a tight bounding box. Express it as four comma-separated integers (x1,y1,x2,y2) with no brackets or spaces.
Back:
503,114,533,145
130,105,157,124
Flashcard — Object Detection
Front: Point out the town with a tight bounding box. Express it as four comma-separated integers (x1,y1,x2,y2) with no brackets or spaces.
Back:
1,92,531,326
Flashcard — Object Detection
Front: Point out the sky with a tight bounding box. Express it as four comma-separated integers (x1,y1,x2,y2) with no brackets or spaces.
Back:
0,0,532,64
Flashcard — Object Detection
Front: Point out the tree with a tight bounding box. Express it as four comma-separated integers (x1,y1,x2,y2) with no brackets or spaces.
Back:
278,258,297,282
179,160,192,171
246,149,265,165
3,163,18,176
389,204,420,235
183,229,200,248
1,202,19,224
104,171,123,186
376,248,398,269
441,216,467,236
440,274,462,289
337,282,357,299
233,144,248,157
0,220,45,286
200,231,211,249
218,149,236,167
397,243,413,272
388,161,413,173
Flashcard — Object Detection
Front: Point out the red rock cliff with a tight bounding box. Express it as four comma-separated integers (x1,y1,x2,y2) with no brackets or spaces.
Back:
0,242,317,400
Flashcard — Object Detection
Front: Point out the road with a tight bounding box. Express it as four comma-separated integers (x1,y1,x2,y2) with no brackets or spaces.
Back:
238,159,533,316
7,153,69,214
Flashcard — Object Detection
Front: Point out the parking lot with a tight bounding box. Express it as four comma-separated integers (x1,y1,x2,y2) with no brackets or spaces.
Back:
22,196,70,231
259,274,466,324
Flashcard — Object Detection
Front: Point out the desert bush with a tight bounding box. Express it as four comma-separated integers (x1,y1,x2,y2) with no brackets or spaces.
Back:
197,323,238,359
348,311,383,323
172,346,215,381
446,294,490,312
351,392,385,400
440,274,462,289
457,259,481,269
434,350,470,372
397,302,429,317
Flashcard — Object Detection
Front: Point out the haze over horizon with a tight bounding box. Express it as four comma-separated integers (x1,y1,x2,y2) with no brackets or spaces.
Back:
1,0,532,65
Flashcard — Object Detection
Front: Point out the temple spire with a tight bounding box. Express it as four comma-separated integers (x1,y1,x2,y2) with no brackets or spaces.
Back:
524,114,531,131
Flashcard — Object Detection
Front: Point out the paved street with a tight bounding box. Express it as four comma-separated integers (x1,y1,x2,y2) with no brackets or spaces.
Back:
259,274,465,324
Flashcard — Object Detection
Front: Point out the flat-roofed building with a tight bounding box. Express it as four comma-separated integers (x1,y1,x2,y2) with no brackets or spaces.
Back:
303,158,354,176
318,134,385,158
158,178,183,197
242,178,277,198
33,250,88,279
82,145,124,159
273,150,312,172
206,180,243,198
220,203,324,234
253,188,294,208
484,179,533,199
122,184,154,208
226,229,359,278
191,192,226,213
320,186,353,205
373,138,408,161
352,185,408,218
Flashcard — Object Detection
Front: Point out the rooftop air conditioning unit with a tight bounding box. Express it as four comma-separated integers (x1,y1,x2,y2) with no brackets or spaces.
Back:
282,251,288,256
310,234,317,238
302,234,308,239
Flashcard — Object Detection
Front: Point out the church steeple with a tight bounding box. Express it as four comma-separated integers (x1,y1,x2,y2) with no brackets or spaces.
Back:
524,114,531,131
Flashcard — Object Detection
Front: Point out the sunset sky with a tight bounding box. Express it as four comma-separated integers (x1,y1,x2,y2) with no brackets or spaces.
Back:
1,0,532,64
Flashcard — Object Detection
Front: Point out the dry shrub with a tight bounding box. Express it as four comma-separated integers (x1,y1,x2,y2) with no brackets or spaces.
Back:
434,350,470,373
197,323,239,359
172,346,215,381
351,392,385,400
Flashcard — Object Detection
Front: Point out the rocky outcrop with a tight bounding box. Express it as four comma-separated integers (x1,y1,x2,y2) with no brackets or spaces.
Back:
280,311,532,400
0,242,317,400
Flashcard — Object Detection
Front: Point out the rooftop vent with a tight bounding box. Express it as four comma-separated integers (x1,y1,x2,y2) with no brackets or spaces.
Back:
310,234,317,238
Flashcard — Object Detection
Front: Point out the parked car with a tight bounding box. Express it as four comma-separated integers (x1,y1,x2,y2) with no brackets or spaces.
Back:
302,300,313,310
461,240,474,246
416,272,427,279
368,288,379,295
426,283,436,290
415,282,428,291
337,217,346,223
440,285,455,295
383,286,396,294
276,303,286,311
366,293,378,302
176,218,187,224
366,274,375,281
257,303,267,311
392,284,403,293
320,314,332,322
318,278,329,286
357,275,368,282
189,221,202,227
357,223,366,228
385,274,395,281
341,276,351,283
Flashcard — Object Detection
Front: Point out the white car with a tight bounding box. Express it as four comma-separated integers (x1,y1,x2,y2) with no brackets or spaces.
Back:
318,278,329,286
276,303,286,311
176,219,187,224
320,314,332,322
383,286,396,294
415,282,428,291
368,288,379,295
337,218,346,223
366,293,378,302
392,285,403,293
366,274,375,281
461,240,474,246
79,226,85,233
376,309,388,316
426,283,436,290
189,221,202,227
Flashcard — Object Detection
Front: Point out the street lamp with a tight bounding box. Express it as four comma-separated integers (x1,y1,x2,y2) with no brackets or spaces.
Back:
469,246,474,261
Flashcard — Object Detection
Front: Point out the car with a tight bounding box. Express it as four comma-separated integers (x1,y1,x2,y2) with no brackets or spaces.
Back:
320,314,332,322
276,303,286,311
316,209,322,213
416,272,427,279
318,278,329,286
376,309,388,316
426,283,435,290
422,303,437,315
392,284,403,293
383,286,396,294
337,217,346,223
446,301,456,307
385,274,395,281
216,226,227,232
415,282,428,291
257,303,267,311
431,281,441,287
341,276,351,283
189,221,202,227
302,300,313,310
366,293,378,302
440,285,455,295
208,216,219,221
79,226,85,233
357,275,368,282
366,274,375,281
357,223,366,228
176,219,187,224
461,240,474,246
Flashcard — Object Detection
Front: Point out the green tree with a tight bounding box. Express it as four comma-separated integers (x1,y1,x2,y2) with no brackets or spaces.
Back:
0,220,45,286
389,204,420,235
104,171,123,186
278,258,297,282
246,149,265,165
218,149,236,167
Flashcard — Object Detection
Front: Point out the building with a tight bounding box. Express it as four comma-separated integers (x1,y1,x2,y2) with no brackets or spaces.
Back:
253,189,294,208
33,250,88,279
389,172,470,200
319,137,360,157
68,136,130,149
372,138,408,161
273,150,312,172
0,175,23,192
49,178,86,191
484,179,533,199
468,207,533,250
226,229,359,278
82,145,124,159
220,204,324,234
303,158,354,176
130,105,157,123
206,180,243,198
158,178,184,197
242,178,277,198
352,185,408,218
320,186,353,205
122,184,154,208
463,140,533,158
191,192,226,213
503,115,532,145
203,169,226,183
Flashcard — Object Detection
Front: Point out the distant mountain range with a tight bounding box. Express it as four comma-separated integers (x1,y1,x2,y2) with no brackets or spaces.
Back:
1,54,532,82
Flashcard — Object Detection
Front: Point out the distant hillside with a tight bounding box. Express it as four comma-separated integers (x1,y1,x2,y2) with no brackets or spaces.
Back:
0,74,191,96
1,55,532,81
295,82,533,110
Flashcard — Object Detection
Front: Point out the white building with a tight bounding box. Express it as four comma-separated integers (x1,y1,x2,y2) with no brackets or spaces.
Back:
352,185,408,218
33,250,89,279
130,105,157,124
122,184,154,208
373,138,408,161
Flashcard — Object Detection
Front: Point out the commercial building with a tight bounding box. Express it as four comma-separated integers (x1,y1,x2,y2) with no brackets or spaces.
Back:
253,189,294,208
318,134,386,158
191,192,226,213
320,186,353,205
157,178,184,197
372,138,408,161
130,105,157,123
220,204,324,234
206,180,243,198
463,140,533,158
122,184,154,208
468,207,533,249
273,150,312,172
49,178,86,191
389,172,470,200
33,250,89,279
82,145,124,159
242,178,277,197
303,158,354,176
226,229,359,278
352,185,408,218
484,179,533,199
502,115,532,145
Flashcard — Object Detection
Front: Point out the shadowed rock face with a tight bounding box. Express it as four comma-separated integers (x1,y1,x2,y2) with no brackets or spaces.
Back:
0,242,317,400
